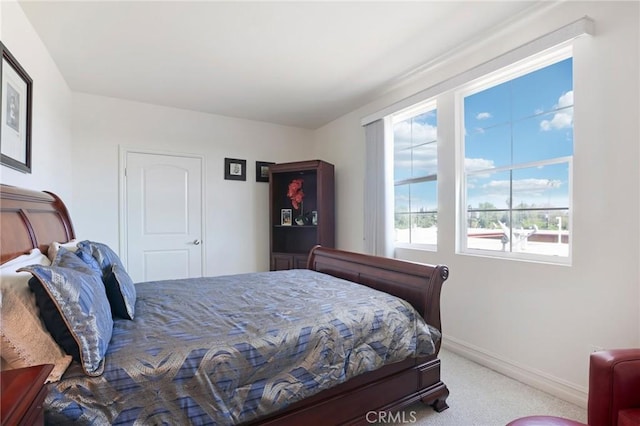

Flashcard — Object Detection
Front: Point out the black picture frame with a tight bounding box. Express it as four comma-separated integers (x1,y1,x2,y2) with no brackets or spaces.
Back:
255,161,275,182
0,42,32,174
224,158,246,181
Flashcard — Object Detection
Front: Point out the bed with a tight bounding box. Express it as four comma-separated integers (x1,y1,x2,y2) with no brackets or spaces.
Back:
0,184,450,425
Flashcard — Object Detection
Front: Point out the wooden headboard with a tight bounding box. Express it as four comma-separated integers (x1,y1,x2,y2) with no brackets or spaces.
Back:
0,184,75,264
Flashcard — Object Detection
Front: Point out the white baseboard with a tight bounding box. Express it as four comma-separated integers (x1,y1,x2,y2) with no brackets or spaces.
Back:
442,335,588,408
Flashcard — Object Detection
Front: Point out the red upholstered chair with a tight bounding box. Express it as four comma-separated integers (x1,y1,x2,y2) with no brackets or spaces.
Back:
589,349,640,426
507,349,640,426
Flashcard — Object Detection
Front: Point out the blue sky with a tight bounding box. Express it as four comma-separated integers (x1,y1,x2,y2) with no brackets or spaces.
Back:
394,110,438,213
465,57,573,209
394,57,573,214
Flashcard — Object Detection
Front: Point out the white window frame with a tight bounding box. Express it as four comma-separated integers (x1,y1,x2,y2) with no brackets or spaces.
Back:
391,99,438,251
456,45,574,264
365,18,592,262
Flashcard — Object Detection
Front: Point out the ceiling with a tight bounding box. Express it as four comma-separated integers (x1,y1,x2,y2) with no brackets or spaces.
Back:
19,1,541,129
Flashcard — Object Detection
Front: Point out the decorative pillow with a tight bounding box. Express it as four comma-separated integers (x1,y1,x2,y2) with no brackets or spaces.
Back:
46,239,79,263
76,240,126,277
104,263,136,319
0,249,72,382
53,245,102,276
19,252,113,377
77,240,136,320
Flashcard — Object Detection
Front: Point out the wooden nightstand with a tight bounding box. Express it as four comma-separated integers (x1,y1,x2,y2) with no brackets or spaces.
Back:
1,364,53,426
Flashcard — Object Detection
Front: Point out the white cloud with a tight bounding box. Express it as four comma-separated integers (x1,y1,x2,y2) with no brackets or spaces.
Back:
465,157,495,172
394,144,437,175
557,91,573,108
393,120,438,175
468,178,564,208
393,120,437,146
483,178,562,196
540,111,573,131
476,112,492,120
540,90,573,131
513,178,561,194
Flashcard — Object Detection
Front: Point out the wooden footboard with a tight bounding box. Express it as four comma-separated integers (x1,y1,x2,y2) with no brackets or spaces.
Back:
308,245,449,349
252,246,450,425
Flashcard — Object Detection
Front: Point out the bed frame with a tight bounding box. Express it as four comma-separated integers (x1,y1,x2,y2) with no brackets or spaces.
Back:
0,184,450,425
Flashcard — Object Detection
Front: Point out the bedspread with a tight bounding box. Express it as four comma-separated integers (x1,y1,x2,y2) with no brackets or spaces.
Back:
44,269,439,425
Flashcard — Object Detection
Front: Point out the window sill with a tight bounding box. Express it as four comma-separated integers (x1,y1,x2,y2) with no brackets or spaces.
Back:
457,248,572,266
395,242,437,253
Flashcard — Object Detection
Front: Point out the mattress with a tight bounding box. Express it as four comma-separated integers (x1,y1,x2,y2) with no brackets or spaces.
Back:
44,269,439,425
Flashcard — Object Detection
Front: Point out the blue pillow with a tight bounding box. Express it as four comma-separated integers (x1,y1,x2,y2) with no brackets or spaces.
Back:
77,241,136,320
53,245,101,275
104,263,136,320
19,259,113,377
77,240,125,277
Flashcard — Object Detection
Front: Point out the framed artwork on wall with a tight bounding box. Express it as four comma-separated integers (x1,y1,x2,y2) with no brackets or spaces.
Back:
0,42,32,173
224,158,246,181
255,161,275,182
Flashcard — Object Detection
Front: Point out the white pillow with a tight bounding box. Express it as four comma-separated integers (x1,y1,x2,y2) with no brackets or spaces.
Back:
47,239,79,263
1,248,49,270
0,248,72,382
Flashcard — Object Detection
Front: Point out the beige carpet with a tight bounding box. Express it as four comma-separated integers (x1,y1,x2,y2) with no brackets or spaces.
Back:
386,349,587,426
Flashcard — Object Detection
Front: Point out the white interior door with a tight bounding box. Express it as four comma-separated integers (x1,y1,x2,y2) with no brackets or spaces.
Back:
124,151,203,282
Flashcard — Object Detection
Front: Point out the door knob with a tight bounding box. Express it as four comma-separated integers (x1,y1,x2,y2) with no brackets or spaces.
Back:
193,239,201,245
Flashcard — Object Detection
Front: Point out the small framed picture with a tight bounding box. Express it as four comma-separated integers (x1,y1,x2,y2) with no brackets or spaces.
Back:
224,158,246,181
256,161,275,182
281,208,292,226
311,210,318,226
1,42,32,173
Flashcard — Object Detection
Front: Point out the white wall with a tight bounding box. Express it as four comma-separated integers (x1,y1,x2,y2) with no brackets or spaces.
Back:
315,1,640,405
0,1,73,205
71,93,314,275
1,0,316,276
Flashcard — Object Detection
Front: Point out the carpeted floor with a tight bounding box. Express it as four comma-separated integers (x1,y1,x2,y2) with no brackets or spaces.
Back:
386,349,587,426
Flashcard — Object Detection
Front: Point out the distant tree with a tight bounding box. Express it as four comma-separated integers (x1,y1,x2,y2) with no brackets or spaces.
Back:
470,202,501,228
395,213,409,229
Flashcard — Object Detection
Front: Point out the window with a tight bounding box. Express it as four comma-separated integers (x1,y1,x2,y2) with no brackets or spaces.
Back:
460,49,573,261
367,19,590,262
392,102,438,248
